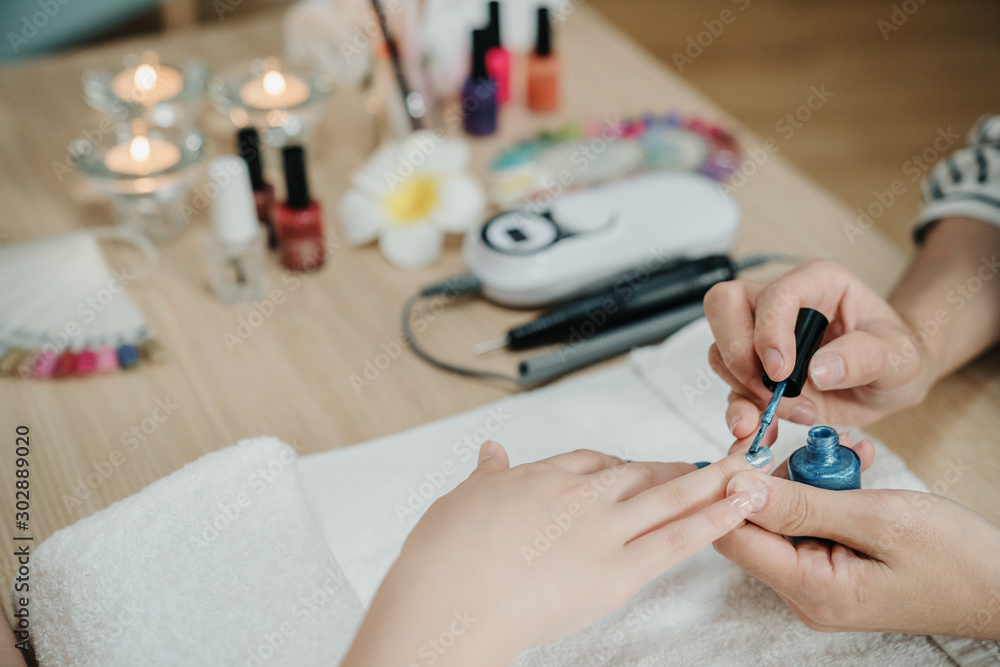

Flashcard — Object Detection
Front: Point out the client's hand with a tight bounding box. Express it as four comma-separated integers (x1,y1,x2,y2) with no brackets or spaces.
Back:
342,440,774,667
715,471,1000,640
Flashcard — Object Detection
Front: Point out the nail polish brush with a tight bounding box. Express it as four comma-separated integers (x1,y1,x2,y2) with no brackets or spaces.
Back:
746,307,829,467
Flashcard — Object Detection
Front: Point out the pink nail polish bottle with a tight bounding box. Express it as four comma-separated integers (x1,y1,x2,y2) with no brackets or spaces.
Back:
95,346,120,373
31,350,59,378
484,1,511,106
75,349,97,376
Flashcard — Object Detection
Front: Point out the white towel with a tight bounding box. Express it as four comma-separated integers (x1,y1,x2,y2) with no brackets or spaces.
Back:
21,438,364,667
23,321,999,665
297,318,1000,665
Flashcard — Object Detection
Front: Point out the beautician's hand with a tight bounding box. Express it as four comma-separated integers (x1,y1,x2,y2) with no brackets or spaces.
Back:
342,439,775,667
704,259,937,434
715,471,1000,640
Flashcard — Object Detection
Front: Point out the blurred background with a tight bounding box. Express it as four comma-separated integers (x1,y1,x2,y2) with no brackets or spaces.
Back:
3,0,999,253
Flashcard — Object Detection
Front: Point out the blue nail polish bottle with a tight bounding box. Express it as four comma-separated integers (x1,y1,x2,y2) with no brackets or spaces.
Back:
788,425,861,491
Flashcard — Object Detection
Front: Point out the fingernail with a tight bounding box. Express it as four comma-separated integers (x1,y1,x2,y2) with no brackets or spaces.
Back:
810,352,846,389
729,491,752,513
788,403,818,425
693,461,711,469
478,440,498,463
727,474,768,512
728,415,742,435
764,347,784,379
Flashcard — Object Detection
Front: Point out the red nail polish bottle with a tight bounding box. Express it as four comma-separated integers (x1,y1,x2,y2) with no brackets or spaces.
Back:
237,128,278,250
275,146,325,272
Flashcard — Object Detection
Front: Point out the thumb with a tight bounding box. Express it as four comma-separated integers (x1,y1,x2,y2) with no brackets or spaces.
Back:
470,440,510,476
726,472,884,555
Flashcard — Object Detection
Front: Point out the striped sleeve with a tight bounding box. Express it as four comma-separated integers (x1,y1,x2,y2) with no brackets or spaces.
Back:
913,114,1000,244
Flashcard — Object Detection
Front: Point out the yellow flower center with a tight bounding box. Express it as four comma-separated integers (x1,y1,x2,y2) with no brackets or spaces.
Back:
384,177,439,224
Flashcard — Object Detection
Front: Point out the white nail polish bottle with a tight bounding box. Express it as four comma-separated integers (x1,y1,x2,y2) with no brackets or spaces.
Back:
205,156,268,304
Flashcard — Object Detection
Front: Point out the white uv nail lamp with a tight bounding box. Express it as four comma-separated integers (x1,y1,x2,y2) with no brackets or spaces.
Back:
462,171,740,308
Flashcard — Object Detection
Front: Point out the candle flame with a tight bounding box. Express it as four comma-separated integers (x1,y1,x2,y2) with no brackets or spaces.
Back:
129,135,151,163
134,64,158,91
262,70,287,97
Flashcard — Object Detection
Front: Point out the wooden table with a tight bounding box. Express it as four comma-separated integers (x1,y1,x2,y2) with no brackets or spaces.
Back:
1,5,998,620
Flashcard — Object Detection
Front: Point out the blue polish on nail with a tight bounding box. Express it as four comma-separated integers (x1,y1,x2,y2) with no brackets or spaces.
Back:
693,461,710,469
745,447,772,468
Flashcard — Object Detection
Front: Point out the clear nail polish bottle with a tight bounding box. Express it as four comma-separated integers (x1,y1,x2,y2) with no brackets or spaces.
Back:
788,425,861,490
205,155,268,303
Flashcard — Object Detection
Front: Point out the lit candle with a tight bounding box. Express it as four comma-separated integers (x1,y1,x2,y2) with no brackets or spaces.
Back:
105,134,181,175
111,53,184,106
239,67,310,110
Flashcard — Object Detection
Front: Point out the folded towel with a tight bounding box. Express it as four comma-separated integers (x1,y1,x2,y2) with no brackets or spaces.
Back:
20,438,364,667
297,318,1000,665
23,321,999,665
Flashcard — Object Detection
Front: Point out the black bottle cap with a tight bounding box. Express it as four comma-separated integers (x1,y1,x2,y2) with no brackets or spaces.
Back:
535,7,552,57
471,28,490,81
762,307,829,398
237,127,265,191
282,145,311,209
487,1,502,49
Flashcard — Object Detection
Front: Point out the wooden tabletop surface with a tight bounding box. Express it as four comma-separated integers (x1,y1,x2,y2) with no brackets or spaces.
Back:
1,5,998,616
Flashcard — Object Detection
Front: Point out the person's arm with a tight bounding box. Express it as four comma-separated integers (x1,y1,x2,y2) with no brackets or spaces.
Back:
890,215,1000,382
703,214,1000,433
715,470,1000,640
342,439,780,666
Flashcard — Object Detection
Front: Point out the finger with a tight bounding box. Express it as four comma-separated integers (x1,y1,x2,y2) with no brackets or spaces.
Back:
708,343,763,406
468,440,510,477
751,260,851,381
713,519,799,586
707,348,766,436
626,492,755,583
543,448,624,474
853,438,876,473
724,471,887,555
704,282,766,396
725,393,761,439
713,519,850,616
620,449,774,539
808,330,907,392
726,417,779,456
709,354,803,438
774,592,837,633
602,461,697,502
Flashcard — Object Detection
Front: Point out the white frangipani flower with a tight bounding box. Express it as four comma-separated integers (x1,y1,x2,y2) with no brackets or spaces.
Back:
338,131,486,268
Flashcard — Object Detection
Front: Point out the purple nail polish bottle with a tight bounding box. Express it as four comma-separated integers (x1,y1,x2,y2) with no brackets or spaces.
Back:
462,28,497,136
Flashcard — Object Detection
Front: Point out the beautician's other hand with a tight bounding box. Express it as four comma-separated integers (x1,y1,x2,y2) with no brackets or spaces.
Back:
342,439,774,667
715,472,1000,640
704,259,937,434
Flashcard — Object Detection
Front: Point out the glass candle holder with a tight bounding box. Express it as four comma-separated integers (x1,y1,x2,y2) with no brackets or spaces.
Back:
208,57,334,148
83,52,209,130
72,124,205,243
